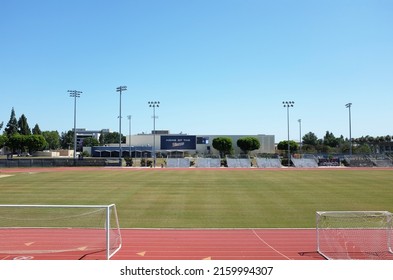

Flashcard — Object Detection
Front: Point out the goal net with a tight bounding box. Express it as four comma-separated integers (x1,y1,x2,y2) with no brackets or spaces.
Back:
316,211,393,260
0,204,121,260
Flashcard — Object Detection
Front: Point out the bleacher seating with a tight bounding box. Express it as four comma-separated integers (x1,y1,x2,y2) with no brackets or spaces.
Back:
344,155,374,167
368,155,393,167
226,157,251,168
256,158,282,168
372,159,393,167
166,158,190,168
291,158,318,168
318,158,340,167
195,158,221,168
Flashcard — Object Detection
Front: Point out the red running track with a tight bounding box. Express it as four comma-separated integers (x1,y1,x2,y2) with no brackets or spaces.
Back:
0,228,324,260
113,229,322,260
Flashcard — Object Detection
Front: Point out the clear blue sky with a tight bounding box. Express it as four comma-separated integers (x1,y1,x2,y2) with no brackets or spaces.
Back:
1,0,392,142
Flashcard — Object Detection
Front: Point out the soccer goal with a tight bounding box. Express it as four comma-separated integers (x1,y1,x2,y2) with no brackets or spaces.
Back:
0,204,122,260
316,211,393,260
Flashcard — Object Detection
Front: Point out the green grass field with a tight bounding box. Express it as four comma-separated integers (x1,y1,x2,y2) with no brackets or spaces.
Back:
0,168,392,228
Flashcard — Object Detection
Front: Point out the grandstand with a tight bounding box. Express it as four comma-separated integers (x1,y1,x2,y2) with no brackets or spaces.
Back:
166,158,190,168
344,155,374,167
195,157,221,168
291,155,319,168
367,154,393,167
317,157,341,167
226,156,251,168
255,157,282,168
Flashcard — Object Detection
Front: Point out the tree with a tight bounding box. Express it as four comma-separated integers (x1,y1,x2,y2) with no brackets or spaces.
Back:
302,132,318,146
236,137,260,154
6,134,23,153
42,131,60,150
4,107,18,137
60,130,74,149
301,143,317,153
26,135,47,153
337,141,350,154
212,137,233,157
82,137,99,147
99,130,107,145
355,144,372,154
99,132,125,144
277,140,298,154
7,134,47,154
32,124,42,135
18,114,31,135
0,135,7,148
323,131,339,147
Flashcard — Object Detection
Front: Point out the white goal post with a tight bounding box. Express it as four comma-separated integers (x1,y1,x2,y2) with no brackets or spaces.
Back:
316,211,393,260
0,204,122,260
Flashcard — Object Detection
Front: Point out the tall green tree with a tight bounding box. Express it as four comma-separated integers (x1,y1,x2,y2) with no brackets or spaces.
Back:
32,124,42,135
7,134,47,154
302,132,318,146
277,140,298,154
4,107,18,137
0,135,7,148
60,130,74,149
323,131,339,147
18,114,31,135
212,137,233,157
83,137,99,147
42,131,60,150
355,144,372,154
236,137,260,154
6,134,23,153
26,135,47,153
99,132,125,144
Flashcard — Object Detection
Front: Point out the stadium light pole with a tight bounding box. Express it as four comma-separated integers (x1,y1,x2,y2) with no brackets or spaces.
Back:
346,103,352,155
283,101,295,167
116,86,127,166
68,90,82,163
298,119,302,154
148,101,160,168
127,115,132,160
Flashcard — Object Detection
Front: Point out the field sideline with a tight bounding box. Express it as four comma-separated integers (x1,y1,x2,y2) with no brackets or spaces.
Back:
1,167,393,228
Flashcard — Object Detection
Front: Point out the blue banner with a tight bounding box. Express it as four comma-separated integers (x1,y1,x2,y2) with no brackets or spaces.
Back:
160,136,196,150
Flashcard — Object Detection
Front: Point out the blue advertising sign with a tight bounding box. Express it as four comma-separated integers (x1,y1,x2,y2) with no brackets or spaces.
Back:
160,135,196,150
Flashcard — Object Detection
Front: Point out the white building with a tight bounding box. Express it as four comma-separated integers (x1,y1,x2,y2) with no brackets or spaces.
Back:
125,132,275,156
